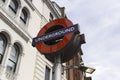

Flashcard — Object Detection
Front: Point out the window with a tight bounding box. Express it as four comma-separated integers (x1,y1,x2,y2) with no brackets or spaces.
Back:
49,13,54,22
0,34,7,64
9,0,19,14
45,66,51,80
6,44,20,73
20,8,28,24
2,0,5,2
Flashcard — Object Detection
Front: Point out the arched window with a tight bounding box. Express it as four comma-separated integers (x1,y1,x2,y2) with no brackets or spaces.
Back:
9,0,19,14
20,8,28,24
49,13,54,22
0,34,7,64
6,44,20,73
2,0,5,2
45,66,51,80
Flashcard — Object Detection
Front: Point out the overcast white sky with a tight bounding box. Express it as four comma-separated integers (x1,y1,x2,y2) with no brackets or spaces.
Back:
51,0,120,80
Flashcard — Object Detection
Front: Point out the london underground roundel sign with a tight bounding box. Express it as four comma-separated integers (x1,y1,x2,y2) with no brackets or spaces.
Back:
32,18,81,63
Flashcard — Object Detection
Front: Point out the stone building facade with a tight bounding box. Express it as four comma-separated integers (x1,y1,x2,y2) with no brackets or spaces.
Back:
0,0,66,80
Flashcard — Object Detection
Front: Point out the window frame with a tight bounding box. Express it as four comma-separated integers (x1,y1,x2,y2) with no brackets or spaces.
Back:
2,0,5,2
20,8,28,24
49,13,54,22
45,66,51,80
0,34,7,64
9,0,19,14
7,44,20,73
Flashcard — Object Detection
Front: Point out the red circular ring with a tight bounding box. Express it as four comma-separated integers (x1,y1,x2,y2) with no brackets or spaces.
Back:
35,18,73,54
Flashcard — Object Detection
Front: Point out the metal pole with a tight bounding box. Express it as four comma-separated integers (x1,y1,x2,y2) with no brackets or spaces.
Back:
53,54,62,80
